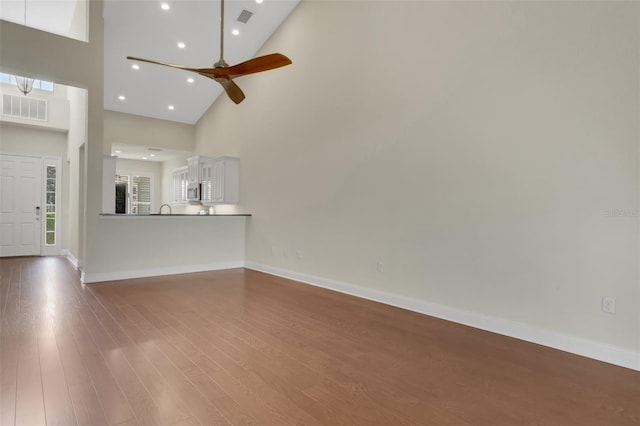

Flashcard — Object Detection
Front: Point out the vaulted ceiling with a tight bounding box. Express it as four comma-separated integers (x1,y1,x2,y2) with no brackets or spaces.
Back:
103,0,299,124
2,0,299,125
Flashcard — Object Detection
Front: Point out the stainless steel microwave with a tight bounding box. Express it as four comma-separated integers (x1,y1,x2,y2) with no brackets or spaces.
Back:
187,183,201,202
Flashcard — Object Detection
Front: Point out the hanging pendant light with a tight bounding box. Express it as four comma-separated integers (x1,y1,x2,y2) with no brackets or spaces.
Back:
15,76,34,96
14,0,34,96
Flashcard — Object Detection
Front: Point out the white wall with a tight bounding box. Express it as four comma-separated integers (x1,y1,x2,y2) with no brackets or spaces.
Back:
85,216,246,282
194,1,640,367
104,110,195,152
0,123,67,157
68,0,88,42
65,86,87,261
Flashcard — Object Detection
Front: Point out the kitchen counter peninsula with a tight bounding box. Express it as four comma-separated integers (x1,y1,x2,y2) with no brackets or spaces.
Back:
87,213,250,283
100,213,251,217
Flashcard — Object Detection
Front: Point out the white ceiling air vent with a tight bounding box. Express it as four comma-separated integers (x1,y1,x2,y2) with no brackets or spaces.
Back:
237,9,253,24
148,148,163,152
2,94,47,121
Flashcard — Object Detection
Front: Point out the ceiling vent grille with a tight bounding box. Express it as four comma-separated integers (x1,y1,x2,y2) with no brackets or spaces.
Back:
2,94,47,121
237,9,253,24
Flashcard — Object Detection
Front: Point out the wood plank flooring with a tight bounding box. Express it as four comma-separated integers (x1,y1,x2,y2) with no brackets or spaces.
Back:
1,256,639,425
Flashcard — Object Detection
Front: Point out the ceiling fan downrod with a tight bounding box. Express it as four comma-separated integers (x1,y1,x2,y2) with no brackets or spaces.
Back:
215,0,228,68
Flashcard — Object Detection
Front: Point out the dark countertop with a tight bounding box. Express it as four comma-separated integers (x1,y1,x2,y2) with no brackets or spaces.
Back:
100,213,252,217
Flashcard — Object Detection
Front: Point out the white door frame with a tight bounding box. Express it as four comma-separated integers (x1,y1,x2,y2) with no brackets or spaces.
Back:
0,153,63,257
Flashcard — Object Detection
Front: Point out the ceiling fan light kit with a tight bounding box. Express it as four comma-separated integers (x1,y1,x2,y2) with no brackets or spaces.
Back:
127,0,291,104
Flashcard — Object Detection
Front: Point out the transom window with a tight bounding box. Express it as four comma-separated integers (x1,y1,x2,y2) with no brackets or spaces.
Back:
0,73,55,92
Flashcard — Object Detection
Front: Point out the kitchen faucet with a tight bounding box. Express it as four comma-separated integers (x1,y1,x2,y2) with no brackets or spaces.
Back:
158,203,172,215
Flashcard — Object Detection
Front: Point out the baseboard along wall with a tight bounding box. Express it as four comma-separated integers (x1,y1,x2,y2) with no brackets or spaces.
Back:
81,261,245,284
62,252,638,371
245,262,640,372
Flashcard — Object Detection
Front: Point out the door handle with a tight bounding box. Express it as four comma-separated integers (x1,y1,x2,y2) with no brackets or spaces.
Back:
35,206,41,218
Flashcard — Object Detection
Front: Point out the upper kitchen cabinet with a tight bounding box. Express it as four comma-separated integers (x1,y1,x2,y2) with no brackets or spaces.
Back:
187,155,206,184
201,157,239,205
172,166,188,205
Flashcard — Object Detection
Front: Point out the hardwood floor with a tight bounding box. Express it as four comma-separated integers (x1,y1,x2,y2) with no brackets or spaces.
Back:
1,256,638,425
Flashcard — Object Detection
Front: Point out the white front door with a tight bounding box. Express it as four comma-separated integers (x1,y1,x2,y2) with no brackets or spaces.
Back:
0,155,42,257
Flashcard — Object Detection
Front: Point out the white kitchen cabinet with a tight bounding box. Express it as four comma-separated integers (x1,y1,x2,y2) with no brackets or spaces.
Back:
172,166,188,204
201,156,239,205
200,159,213,203
187,155,207,184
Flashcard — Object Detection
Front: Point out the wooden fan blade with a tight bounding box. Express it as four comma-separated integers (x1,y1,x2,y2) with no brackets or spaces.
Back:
217,53,292,78
127,56,200,73
217,78,246,104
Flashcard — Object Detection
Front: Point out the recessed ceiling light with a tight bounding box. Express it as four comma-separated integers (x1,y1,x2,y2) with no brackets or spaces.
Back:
232,29,240,36
168,105,175,110
161,3,170,10
142,157,148,160
131,64,140,70
115,150,121,154
118,95,126,100
187,77,194,84
150,154,156,157
177,42,185,49
256,0,263,4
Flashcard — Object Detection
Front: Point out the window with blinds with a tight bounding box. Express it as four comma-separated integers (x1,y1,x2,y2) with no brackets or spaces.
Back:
115,173,152,214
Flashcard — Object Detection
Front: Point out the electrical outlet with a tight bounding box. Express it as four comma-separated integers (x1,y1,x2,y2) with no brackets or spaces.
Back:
377,261,384,273
602,297,616,314
270,246,275,256
296,250,302,259
283,248,288,257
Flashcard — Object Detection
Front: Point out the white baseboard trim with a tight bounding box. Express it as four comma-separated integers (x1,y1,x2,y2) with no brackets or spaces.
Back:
61,249,79,269
83,261,245,284
245,262,640,372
